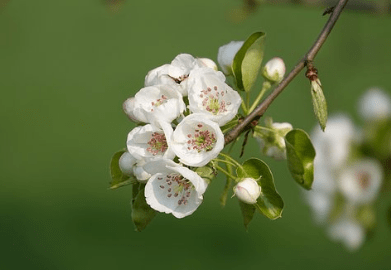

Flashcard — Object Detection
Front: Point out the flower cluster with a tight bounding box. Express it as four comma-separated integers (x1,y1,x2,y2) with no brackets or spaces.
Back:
119,53,242,218
305,88,391,251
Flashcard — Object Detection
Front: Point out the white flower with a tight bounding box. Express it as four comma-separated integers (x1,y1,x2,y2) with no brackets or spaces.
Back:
126,123,174,161
187,68,241,126
217,41,244,75
130,84,186,127
171,114,224,167
328,217,365,251
262,57,286,83
359,88,391,121
311,114,355,168
338,159,383,205
118,151,137,176
233,178,261,204
145,54,216,96
144,159,208,218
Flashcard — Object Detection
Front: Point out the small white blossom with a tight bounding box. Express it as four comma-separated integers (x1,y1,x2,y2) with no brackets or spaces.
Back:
187,68,241,126
359,88,391,121
118,151,137,176
217,41,244,75
306,191,333,224
171,114,224,167
144,159,208,218
328,217,365,252
127,123,174,161
262,57,285,83
233,178,261,204
123,98,141,123
130,84,186,127
338,159,383,205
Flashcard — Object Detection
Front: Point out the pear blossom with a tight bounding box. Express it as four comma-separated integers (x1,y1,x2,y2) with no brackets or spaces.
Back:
187,68,241,126
217,41,244,75
144,159,208,218
126,123,174,161
171,114,224,167
130,84,186,127
145,54,217,96
234,178,261,204
123,98,141,123
118,151,137,176
262,57,286,83
338,159,383,205
359,88,391,121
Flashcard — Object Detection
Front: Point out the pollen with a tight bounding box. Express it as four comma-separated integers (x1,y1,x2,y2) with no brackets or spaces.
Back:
146,132,168,155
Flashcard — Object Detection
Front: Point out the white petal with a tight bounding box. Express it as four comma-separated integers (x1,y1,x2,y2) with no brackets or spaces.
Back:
171,114,224,167
118,152,137,176
328,218,365,251
187,68,241,126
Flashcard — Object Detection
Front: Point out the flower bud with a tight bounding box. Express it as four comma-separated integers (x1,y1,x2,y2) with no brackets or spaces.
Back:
262,57,285,83
217,41,244,75
233,178,261,204
119,151,137,176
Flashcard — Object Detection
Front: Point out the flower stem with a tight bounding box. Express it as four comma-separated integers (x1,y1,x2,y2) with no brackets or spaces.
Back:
254,125,275,133
241,99,248,115
213,158,238,167
215,164,238,181
218,152,242,168
248,81,272,114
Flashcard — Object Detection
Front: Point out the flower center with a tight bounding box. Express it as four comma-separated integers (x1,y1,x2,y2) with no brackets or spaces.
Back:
150,95,168,111
199,86,230,115
147,132,168,155
186,123,217,152
158,173,193,206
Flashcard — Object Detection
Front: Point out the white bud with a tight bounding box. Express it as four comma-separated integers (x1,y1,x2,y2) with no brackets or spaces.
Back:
262,57,285,83
123,97,141,123
118,152,137,176
217,41,244,75
233,178,261,204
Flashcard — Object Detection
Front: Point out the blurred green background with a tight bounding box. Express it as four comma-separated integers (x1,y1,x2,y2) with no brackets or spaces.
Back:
1,0,391,269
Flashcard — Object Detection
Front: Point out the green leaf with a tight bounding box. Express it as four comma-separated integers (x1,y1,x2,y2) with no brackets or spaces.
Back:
194,165,216,184
220,163,234,207
131,183,157,232
232,32,266,92
239,201,256,231
237,158,284,220
110,150,134,189
284,129,316,190
311,80,328,131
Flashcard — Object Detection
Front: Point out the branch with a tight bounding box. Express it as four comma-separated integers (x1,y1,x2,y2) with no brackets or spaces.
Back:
224,0,349,145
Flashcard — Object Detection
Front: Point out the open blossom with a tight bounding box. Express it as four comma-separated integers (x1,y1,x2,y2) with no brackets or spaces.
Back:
338,159,383,205
128,84,185,127
234,178,261,204
217,41,244,75
171,114,224,167
187,68,241,126
145,54,217,96
144,159,208,218
127,123,175,161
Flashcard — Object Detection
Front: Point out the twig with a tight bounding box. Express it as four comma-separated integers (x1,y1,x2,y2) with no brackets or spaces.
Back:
224,0,349,145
